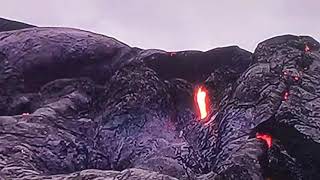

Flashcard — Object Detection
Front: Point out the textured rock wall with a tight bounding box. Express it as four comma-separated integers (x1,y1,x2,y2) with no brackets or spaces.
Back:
0,22,319,180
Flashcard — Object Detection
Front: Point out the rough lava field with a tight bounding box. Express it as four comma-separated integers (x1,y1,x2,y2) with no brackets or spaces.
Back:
0,18,320,180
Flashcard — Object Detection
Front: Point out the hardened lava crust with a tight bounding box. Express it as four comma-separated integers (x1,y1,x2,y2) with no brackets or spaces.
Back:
0,18,319,180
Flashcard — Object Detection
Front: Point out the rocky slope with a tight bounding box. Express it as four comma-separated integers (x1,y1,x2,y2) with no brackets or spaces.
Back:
0,17,35,32
0,18,319,180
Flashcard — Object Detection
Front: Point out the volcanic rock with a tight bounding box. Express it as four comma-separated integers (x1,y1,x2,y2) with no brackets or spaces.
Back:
0,18,320,180
0,17,35,32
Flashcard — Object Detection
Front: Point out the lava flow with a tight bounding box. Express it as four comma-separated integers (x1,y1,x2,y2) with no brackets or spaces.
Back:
256,133,272,148
196,86,208,120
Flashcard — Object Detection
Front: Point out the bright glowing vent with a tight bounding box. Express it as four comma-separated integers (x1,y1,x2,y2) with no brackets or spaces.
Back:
196,86,208,119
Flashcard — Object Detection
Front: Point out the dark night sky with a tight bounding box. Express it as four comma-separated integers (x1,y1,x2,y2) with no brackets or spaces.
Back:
2,0,319,51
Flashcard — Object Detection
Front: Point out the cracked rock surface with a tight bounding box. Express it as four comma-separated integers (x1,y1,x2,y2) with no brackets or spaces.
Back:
0,20,320,180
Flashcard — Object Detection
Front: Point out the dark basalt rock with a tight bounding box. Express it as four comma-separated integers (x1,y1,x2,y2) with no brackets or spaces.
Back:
0,27,138,115
0,18,320,180
0,17,35,32
211,35,320,179
141,46,252,83
0,27,136,91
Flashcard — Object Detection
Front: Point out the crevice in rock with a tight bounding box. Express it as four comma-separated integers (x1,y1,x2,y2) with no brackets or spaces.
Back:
255,116,320,180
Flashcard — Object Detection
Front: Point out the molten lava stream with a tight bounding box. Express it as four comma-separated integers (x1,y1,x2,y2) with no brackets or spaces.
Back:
256,132,272,148
195,86,209,120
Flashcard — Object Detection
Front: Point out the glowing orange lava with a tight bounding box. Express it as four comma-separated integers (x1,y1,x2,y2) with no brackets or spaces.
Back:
256,133,272,148
196,87,208,119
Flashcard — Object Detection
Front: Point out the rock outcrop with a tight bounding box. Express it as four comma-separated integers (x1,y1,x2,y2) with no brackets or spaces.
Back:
0,17,35,32
0,18,319,180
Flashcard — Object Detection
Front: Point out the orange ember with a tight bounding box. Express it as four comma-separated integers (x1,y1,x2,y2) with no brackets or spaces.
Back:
256,133,272,148
196,87,208,119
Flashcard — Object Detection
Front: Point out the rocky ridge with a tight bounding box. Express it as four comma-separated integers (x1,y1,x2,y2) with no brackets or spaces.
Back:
0,18,319,180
